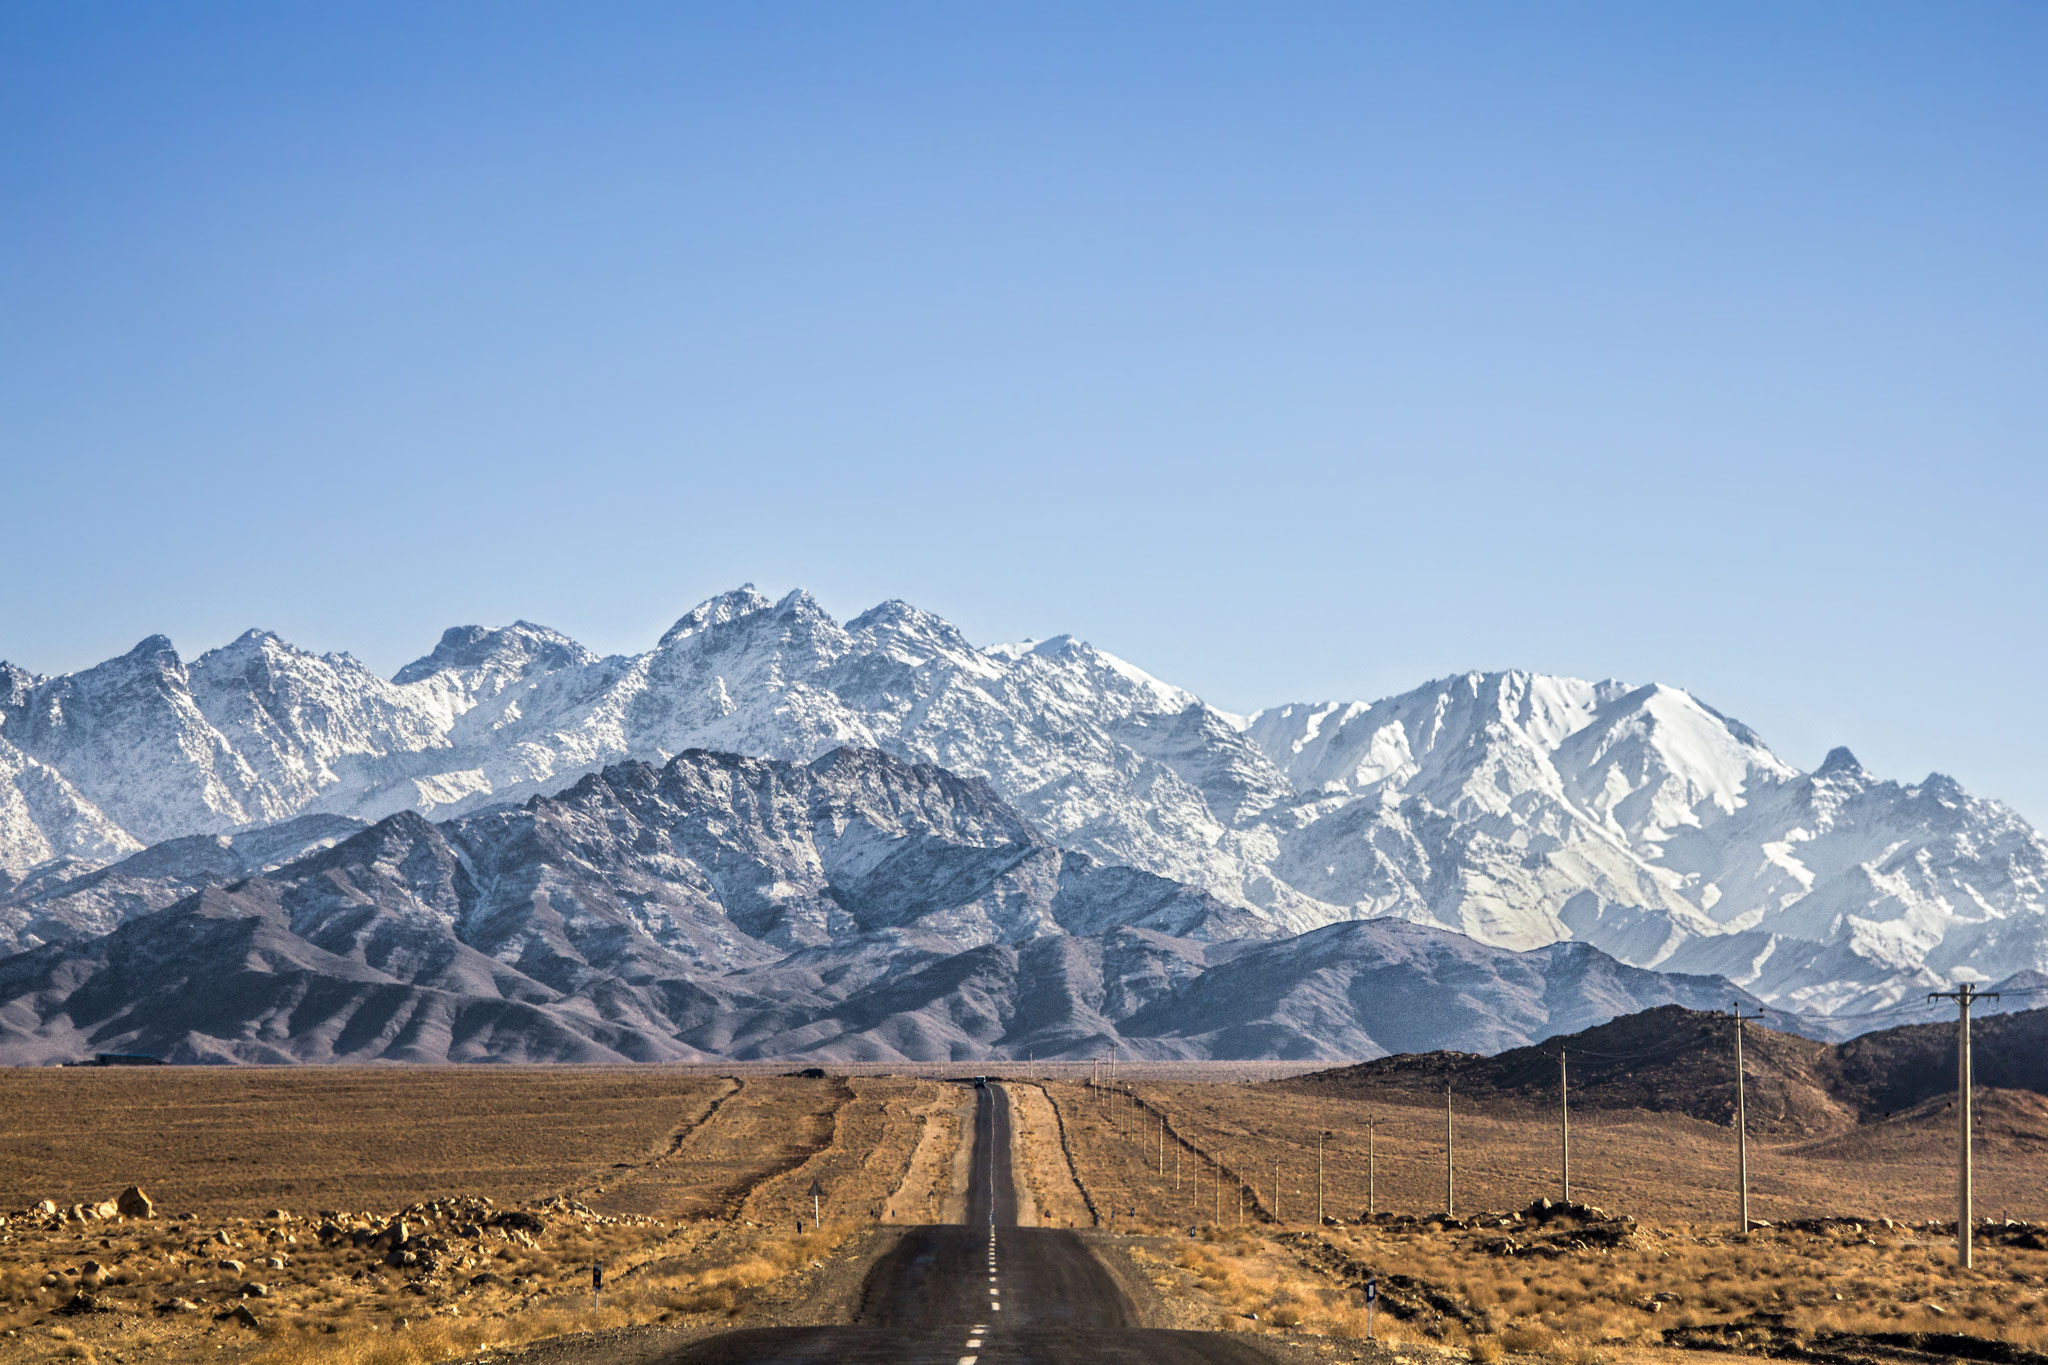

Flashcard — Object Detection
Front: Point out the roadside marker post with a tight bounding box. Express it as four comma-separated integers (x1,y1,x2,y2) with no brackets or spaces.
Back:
1365,1276,1377,1339
808,1178,825,1233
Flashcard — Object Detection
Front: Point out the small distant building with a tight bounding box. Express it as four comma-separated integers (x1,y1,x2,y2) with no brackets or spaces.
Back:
91,1053,166,1067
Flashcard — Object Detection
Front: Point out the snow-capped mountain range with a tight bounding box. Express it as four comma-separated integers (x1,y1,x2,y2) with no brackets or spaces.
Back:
4,585,2042,1016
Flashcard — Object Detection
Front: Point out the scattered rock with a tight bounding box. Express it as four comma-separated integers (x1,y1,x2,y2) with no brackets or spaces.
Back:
218,1258,246,1274
32,1200,55,1217
78,1259,104,1286
57,1291,103,1315
90,1199,118,1220
241,1281,270,1298
117,1185,155,1219
229,1303,261,1328
156,1297,201,1314
264,1256,287,1270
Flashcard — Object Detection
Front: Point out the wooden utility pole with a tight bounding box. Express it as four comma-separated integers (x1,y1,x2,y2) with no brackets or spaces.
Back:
1367,1114,1377,1218
1317,1130,1328,1226
1560,1048,1571,1203
1731,1003,1764,1233
1929,983,1999,1268
1445,1083,1455,1217
1214,1157,1221,1223
1158,1115,1164,1175
1273,1160,1281,1224
1175,1145,1181,1191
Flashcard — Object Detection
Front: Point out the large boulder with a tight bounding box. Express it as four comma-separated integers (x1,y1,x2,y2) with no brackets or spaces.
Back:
116,1186,154,1219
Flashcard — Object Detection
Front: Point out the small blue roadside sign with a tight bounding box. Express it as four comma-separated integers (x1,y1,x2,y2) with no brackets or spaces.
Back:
1365,1278,1377,1302
1365,1276,1378,1339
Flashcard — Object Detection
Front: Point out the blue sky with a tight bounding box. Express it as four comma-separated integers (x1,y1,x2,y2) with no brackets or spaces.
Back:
3,4,2045,816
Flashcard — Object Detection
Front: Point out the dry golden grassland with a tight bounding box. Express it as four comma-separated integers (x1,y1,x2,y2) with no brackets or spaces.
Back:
0,1068,959,1365
0,1067,739,1217
1042,1078,2048,1360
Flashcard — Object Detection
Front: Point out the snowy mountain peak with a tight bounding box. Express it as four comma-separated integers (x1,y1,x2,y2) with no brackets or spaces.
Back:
0,663,37,712
1818,745,1864,776
1022,636,1197,711
393,621,594,686
657,584,776,647
99,635,185,680
846,599,979,666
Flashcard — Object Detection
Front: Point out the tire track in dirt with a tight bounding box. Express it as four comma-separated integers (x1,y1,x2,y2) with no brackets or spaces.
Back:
1032,1080,1103,1225
735,1076,858,1225
880,1087,969,1224
563,1076,745,1204
1004,1081,1090,1227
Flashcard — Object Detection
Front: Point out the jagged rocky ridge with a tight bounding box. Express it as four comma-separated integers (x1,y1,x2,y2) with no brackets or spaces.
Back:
3,587,2044,1016
0,746,1752,1064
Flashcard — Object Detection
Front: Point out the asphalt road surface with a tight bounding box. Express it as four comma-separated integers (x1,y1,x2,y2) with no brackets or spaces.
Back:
667,1080,1281,1364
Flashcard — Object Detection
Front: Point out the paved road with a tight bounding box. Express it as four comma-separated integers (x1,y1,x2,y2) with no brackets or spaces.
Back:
667,1081,1279,1365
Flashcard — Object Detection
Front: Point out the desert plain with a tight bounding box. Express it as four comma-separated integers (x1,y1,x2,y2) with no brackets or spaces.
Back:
0,1055,2042,1365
